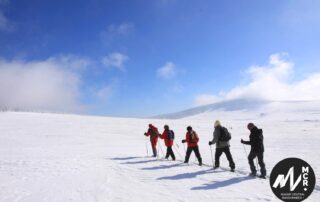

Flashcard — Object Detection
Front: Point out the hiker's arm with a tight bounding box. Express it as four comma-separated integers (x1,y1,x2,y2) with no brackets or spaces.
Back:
212,129,219,144
241,140,251,145
159,132,164,139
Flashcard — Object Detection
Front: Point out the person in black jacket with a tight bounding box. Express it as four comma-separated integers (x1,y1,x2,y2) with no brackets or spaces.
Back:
241,123,266,178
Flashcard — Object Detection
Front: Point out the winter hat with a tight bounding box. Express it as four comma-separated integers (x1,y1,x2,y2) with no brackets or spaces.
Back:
214,120,221,128
164,125,169,130
247,123,255,130
187,126,192,131
148,124,153,128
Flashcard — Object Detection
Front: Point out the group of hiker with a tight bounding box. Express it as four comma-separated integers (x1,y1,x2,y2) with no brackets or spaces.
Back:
144,120,266,179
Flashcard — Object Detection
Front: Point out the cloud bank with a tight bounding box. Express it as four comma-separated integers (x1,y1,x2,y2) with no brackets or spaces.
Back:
0,56,89,112
195,53,320,106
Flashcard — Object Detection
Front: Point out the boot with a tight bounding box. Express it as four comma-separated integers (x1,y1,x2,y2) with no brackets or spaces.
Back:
249,172,257,177
258,175,266,179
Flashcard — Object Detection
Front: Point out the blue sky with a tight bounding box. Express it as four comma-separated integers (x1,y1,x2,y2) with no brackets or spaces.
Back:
0,0,320,117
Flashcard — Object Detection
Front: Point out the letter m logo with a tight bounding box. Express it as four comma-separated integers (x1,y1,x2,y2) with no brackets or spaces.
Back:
273,167,302,191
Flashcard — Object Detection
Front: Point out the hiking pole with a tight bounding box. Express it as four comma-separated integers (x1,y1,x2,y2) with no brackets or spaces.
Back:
145,136,149,157
157,143,160,160
182,143,187,162
182,143,186,153
173,144,183,160
159,142,165,157
209,145,214,168
173,143,181,160
242,143,248,157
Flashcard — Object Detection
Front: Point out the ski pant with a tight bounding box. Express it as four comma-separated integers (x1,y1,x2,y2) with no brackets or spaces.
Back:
165,146,175,160
152,147,157,157
184,146,202,164
215,147,235,169
151,139,158,157
248,151,266,176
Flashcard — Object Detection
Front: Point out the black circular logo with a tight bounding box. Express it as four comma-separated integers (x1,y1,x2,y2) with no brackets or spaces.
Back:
270,158,316,202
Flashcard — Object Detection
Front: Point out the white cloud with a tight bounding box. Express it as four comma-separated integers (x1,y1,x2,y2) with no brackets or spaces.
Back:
101,52,128,71
157,62,176,79
95,85,114,102
107,23,135,35
0,56,90,112
48,55,92,71
195,53,320,106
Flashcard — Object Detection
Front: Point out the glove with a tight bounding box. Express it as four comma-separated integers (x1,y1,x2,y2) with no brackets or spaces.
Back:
182,140,186,143
241,139,244,144
208,141,212,146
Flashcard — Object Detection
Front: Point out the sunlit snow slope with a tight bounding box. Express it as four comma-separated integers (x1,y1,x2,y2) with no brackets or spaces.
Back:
0,107,319,201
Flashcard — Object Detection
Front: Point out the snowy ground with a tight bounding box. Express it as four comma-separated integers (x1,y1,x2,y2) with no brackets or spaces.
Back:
0,110,319,201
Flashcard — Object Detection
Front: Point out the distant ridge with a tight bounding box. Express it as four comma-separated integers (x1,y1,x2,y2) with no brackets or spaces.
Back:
154,98,269,119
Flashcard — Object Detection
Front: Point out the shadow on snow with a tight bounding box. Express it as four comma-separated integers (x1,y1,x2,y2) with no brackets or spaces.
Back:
121,159,158,165
191,176,254,190
157,169,222,180
110,157,141,161
141,163,185,170
112,156,260,191
110,156,158,164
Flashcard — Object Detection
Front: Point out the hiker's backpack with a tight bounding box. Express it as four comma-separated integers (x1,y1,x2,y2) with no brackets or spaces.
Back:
219,127,231,141
189,131,199,143
168,130,175,140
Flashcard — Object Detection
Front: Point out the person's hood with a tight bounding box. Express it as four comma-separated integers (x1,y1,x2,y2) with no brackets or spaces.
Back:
251,127,263,135
149,124,157,130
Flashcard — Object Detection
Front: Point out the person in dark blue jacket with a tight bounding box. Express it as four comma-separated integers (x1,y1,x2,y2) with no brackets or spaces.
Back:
241,123,266,178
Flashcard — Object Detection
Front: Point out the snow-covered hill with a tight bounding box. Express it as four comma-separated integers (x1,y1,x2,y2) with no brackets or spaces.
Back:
0,110,319,201
154,99,269,119
155,99,320,120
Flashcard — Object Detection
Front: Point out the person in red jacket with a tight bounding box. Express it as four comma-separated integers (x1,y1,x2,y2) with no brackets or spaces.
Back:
182,126,202,166
159,125,176,160
144,124,159,157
